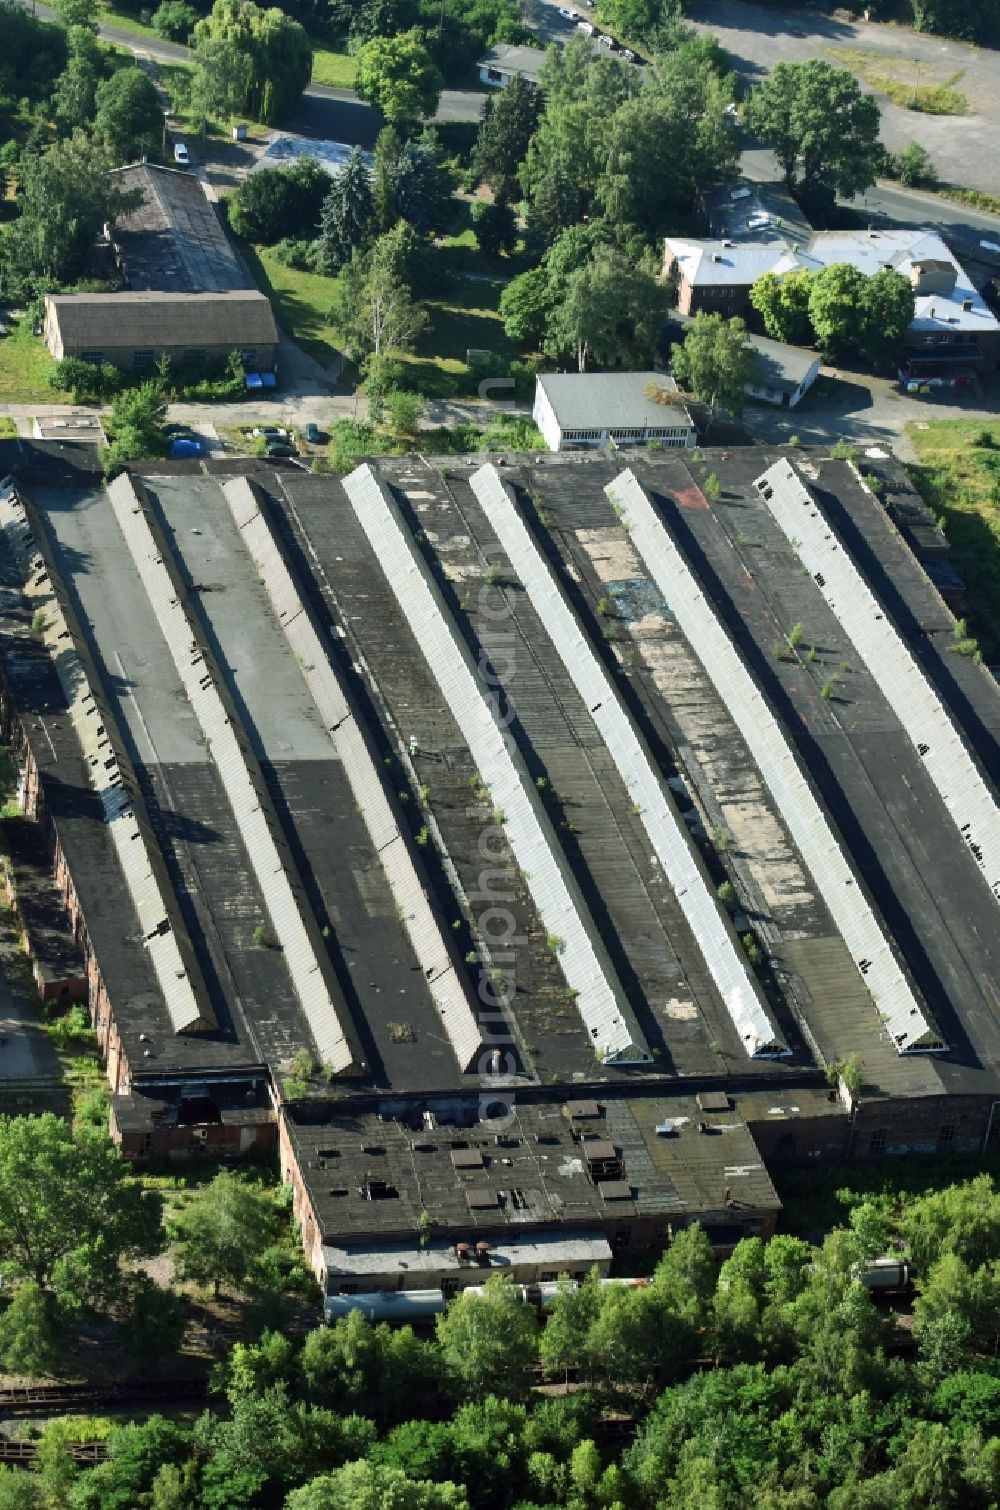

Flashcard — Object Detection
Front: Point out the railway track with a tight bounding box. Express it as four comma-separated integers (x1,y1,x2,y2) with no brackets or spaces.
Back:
0,1439,108,1465
0,1376,212,1416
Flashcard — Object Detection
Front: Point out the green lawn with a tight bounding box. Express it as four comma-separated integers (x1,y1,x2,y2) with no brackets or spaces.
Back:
311,46,357,88
244,245,344,370
907,418,1000,659
0,418,16,438
0,319,70,405
398,272,518,399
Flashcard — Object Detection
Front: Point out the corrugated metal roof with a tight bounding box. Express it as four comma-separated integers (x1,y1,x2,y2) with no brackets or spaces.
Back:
537,372,694,435
756,458,1000,910
0,485,216,1036
107,474,359,1075
473,462,788,1060
344,463,650,1066
221,477,485,1075
607,467,945,1055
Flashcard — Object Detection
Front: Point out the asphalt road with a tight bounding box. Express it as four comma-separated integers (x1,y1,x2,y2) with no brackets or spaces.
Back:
34,2,485,135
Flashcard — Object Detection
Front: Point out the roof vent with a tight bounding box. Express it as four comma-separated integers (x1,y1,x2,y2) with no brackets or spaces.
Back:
722,240,735,248
711,253,721,262
963,298,973,312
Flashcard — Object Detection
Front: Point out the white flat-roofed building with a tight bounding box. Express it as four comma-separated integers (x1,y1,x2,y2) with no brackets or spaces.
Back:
533,372,696,452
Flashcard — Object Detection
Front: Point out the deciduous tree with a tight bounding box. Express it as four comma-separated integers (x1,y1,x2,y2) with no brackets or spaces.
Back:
227,157,330,243
671,311,752,431
3,133,140,292
94,67,163,163
806,262,870,362
168,1170,276,1297
744,60,880,214
192,0,312,125
470,196,517,259
749,268,815,346
435,1275,538,1400
0,1113,163,1309
355,30,443,127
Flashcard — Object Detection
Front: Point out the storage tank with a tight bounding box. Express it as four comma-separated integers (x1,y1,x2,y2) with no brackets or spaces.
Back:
858,1258,913,1291
324,1289,447,1323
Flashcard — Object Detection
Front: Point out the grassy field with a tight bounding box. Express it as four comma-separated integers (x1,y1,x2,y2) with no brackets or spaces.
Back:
399,272,517,398
907,418,1000,660
99,0,165,40
244,245,343,370
311,46,357,88
826,46,967,115
0,320,70,405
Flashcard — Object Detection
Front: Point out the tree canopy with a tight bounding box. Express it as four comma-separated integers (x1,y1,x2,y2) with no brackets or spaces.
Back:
227,157,331,244
191,0,312,125
1,132,140,294
94,66,163,163
671,311,753,432
744,59,881,214
0,1113,163,1311
355,30,443,126
169,1170,278,1297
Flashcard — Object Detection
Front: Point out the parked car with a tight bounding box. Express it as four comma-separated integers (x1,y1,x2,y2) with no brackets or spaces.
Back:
251,426,288,439
597,32,617,47
170,437,203,458
265,442,297,458
302,422,322,444
577,19,594,34
173,142,190,166
557,6,577,17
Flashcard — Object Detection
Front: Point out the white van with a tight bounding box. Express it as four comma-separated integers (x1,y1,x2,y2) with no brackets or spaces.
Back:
173,142,190,166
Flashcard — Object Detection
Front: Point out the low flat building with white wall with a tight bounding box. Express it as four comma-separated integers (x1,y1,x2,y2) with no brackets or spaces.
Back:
533,372,696,452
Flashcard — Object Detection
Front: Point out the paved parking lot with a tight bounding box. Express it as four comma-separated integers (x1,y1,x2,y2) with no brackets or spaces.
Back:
744,366,1000,458
689,0,1000,194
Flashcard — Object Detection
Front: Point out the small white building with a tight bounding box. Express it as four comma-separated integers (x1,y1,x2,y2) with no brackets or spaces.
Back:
533,372,696,453
477,43,545,89
744,333,821,409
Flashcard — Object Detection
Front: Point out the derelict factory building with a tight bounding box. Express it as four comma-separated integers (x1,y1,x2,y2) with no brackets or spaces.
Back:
0,439,997,1301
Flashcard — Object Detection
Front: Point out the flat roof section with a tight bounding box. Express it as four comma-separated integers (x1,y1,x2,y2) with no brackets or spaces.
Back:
755,458,1000,907
606,468,942,1057
344,463,651,1068
472,462,788,1061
